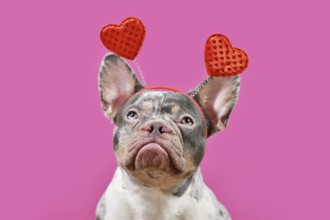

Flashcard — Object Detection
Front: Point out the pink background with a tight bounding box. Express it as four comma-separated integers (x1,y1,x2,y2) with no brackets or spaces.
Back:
0,0,329,219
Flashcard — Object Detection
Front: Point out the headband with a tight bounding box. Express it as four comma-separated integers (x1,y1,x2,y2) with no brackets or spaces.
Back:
100,17,249,136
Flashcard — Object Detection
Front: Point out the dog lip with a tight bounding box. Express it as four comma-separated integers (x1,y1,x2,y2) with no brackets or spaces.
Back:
134,143,170,170
126,139,185,173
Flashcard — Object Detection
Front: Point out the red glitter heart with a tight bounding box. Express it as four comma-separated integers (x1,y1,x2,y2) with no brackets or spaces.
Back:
100,17,146,60
205,34,248,76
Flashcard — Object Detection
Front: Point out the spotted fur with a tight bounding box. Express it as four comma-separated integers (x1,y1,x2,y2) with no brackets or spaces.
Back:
96,53,240,220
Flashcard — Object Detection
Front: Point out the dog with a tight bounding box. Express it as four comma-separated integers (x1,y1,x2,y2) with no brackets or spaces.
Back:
96,53,240,220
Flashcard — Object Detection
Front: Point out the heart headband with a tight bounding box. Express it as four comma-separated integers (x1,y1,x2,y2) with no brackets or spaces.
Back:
100,17,249,137
100,17,248,82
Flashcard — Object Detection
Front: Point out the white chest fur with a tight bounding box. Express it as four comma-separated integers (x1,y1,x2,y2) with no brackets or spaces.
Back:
96,168,231,220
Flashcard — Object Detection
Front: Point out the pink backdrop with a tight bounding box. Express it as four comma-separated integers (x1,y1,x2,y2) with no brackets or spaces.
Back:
1,0,329,219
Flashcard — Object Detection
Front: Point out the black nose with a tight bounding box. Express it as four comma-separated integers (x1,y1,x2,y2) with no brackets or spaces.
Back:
146,122,167,135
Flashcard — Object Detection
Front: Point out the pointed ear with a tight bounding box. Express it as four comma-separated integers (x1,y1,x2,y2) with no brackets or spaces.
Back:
98,53,144,121
189,76,240,136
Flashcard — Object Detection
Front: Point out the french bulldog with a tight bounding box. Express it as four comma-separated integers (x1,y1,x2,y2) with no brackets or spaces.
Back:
96,53,240,220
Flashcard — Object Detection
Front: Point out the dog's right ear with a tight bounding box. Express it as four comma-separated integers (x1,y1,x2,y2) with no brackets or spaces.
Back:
98,53,144,121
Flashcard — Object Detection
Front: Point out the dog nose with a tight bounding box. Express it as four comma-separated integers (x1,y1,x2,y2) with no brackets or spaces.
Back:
146,122,168,135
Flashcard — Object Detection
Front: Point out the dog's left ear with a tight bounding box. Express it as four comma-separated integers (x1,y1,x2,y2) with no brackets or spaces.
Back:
98,53,144,121
189,76,240,136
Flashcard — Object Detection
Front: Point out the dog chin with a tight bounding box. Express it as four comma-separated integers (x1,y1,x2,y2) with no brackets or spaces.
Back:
134,143,171,171
123,141,186,175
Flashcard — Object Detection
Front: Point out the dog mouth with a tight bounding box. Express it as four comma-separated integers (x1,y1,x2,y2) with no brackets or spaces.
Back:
134,143,170,171
124,139,185,173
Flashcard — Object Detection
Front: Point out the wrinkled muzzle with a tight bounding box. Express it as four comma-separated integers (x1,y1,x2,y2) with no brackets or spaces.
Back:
121,120,186,174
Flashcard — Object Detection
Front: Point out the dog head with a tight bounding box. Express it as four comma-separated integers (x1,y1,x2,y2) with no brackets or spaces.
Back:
98,54,240,192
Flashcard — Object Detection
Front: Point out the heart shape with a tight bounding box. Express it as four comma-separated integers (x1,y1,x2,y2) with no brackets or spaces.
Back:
205,34,248,77
100,17,146,60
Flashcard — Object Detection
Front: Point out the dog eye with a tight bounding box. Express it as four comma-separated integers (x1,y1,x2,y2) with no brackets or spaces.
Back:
126,111,138,120
181,116,194,126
